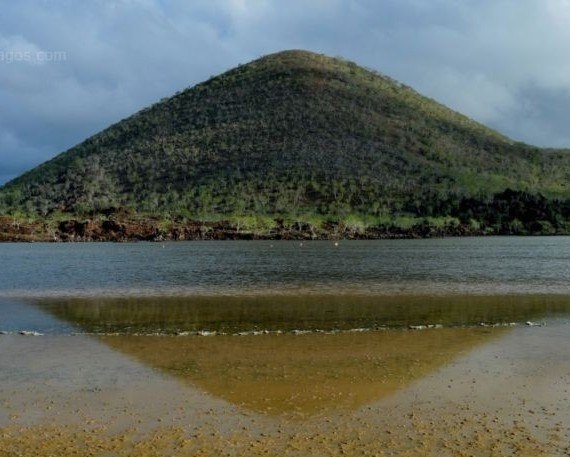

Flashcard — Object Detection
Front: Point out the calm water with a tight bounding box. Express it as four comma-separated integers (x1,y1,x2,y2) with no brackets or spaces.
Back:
1,237,569,334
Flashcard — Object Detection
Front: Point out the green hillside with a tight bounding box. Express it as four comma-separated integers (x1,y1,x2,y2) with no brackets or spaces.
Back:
0,50,569,239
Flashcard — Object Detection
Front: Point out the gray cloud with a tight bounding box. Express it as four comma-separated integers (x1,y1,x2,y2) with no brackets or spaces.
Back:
1,0,569,185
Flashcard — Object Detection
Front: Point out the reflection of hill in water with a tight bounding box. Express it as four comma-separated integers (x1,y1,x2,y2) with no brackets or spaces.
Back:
29,294,569,416
34,293,570,334
100,328,505,417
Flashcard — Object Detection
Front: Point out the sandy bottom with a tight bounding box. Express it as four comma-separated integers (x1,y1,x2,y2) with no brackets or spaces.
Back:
1,321,569,456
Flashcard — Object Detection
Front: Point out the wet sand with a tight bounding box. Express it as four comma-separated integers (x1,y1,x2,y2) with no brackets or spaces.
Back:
1,320,569,456
99,327,505,418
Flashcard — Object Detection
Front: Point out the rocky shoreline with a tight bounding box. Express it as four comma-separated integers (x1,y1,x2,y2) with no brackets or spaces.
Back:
0,215,513,242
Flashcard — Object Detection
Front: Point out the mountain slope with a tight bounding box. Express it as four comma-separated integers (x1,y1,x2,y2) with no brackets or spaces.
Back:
0,50,569,239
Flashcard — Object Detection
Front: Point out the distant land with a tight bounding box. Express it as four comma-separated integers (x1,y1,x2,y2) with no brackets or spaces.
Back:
0,50,568,241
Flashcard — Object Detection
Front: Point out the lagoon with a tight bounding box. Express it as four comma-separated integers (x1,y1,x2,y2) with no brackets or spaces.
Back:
1,237,569,455
1,237,569,299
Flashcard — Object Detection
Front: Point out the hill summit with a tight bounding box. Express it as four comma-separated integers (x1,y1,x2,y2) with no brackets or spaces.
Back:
0,50,569,240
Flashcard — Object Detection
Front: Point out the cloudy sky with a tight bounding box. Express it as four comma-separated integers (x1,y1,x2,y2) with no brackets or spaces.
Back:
1,0,570,185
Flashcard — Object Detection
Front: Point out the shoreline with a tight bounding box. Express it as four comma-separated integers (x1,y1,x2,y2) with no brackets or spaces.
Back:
2,215,568,242
1,321,569,455
5,293,569,336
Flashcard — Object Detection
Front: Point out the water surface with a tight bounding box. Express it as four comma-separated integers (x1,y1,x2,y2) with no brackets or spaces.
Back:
1,237,568,298
1,238,569,334
2,238,570,454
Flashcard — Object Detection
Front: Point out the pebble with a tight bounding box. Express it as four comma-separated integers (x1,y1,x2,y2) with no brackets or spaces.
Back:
409,324,443,330
18,330,44,336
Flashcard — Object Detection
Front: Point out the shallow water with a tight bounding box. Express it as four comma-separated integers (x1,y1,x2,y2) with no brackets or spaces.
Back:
1,237,569,298
20,293,570,334
1,237,569,334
